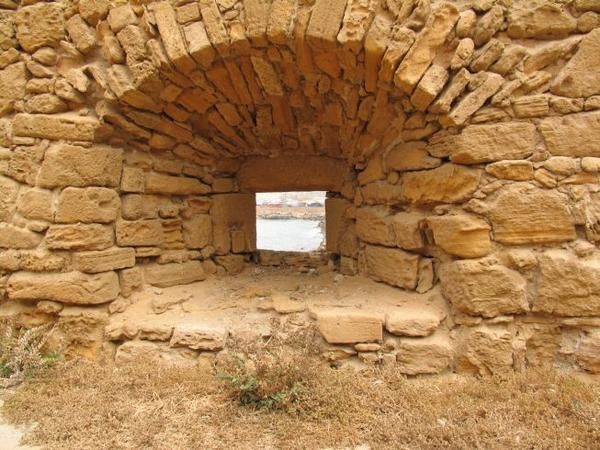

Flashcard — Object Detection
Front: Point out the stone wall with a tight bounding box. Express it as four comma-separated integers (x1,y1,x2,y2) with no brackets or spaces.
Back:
0,0,599,373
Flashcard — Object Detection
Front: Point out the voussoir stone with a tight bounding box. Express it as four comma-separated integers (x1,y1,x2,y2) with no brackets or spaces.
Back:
440,260,529,318
7,271,119,305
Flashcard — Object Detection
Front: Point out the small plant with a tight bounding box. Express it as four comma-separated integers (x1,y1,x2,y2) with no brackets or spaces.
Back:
0,319,58,387
216,324,320,412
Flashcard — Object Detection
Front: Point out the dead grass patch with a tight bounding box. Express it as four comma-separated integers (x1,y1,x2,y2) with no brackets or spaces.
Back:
1,333,599,449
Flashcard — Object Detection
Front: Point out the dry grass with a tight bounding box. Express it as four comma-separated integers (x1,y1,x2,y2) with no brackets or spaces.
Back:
1,331,599,449
0,319,57,388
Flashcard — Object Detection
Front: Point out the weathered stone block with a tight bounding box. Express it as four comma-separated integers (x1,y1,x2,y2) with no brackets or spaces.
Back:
13,114,101,142
145,261,206,287
45,224,113,251
539,111,600,157
17,188,54,222
145,173,210,196
426,214,491,258
119,267,142,298
488,184,575,244
396,334,454,375
400,164,481,204
317,309,383,344
73,247,135,273
0,175,19,222
431,123,536,164
7,271,119,305
386,308,443,337
15,2,65,52
305,0,347,50
536,250,600,317
356,207,395,247
56,187,120,224
363,245,419,290
385,141,441,172
120,167,145,193
577,331,600,373
170,325,227,350
456,326,514,375
0,62,26,111
0,224,42,249
116,220,164,247
183,214,212,249
440,260,529,318
38,145,123,188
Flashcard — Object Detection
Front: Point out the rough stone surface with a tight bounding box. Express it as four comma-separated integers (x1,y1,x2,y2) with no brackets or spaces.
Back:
440,260,529,318
145,261,206,288
56,187,120,224
386,308,443,337
401,164,481,204
73,248,135,274
396,334,454,375
170,325,227,351
539,111,600,157
317,310,383,344
426,215,491,258
488,184,575,245
7,271,119,305
363,245,419,290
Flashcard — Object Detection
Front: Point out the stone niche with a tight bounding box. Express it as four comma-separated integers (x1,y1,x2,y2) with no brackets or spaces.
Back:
0,0,599,375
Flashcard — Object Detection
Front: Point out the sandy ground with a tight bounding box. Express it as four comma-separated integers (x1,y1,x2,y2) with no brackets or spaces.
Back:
0,398,36,450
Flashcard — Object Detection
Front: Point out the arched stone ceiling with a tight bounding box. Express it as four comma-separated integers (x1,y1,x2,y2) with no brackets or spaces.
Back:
69,0,589,166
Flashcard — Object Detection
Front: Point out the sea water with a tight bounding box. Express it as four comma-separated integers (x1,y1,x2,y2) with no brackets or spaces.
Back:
256,219,323,251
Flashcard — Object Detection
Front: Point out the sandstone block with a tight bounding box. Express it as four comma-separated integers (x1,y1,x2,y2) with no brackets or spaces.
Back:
215,255,245,275
400,164,481,204
211,193,256,255
0,224,42,249
536,250,600,317
170,325,227,351
396,334,454,375
7,271,119,305
317,309,383,344
355,207,395,247
66,14,96,54
432,123,536,164
116,220,164,247
0,175,19,222
305,0,347,50
390,212,425,251
145,261,206,288
385,141,441,172
488,184,575,244
114,341,198,367
183,215,212,249
13,114,102,142
119,267,142,298
145,173,210,196
107,5,137,33
443,72,504,126
17,188,54,222
426,215,491,258
183,21,215,69
363,245,419,290
152,1,194,73
456,326,513,375
507,1,577,39
394,3,459,94
325,197,349,254
485,161,534,181
120,167,145,193
139,324,173,342
73,248,135,274
56,187,119,224
45,224,113,251
440,260,529,318
0,62,26,111
15,3,65,52
385,308,443,337
79,0,109,25
38,145,122,188
410,65,448,111
577,331,600,373
539,111,600,157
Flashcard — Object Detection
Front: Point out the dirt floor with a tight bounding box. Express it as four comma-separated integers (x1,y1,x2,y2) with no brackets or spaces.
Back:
1,359,599,450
